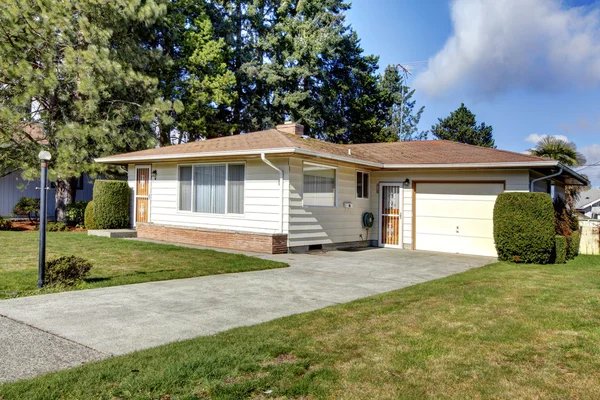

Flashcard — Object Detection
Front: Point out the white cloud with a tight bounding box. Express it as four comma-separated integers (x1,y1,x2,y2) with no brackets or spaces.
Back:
415,0,600,97
525,133,569,144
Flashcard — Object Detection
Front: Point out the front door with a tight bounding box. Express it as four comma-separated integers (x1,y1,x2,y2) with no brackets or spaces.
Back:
135,167,150,224
380,184,403,247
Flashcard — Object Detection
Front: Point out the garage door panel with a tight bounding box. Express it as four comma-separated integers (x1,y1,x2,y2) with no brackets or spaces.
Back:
417,234,497,257
418,183,504,196
416,216,494,239
415,199,497,219
415,182,503,257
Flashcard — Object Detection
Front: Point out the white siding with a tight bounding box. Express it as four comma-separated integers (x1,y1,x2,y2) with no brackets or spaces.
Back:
0,171,94,219
288,158,373,247
141,159,288,234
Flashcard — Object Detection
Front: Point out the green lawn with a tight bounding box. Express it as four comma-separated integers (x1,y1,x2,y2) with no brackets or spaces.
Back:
2,255,600,399
0,231,287,299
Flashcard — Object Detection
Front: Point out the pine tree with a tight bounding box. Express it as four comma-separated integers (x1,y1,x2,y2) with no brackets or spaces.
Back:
379,65,426,142
0,0,173,221
431,103,495,148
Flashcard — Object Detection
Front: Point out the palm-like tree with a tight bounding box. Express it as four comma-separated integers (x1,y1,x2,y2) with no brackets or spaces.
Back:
528,136,586,167
528,135,587,210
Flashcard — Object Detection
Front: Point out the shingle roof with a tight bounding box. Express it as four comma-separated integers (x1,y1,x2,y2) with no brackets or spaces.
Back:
97,128,549,166
576,188,600,209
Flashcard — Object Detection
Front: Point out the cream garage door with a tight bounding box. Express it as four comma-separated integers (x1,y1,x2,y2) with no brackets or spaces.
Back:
415,182,505,257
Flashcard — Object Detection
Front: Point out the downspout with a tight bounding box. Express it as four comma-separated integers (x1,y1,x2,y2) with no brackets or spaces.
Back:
530,167,564,193
261,153,284,234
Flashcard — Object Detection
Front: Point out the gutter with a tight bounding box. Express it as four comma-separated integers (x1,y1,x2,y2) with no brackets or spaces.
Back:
530,167,564,192
260,153,284,234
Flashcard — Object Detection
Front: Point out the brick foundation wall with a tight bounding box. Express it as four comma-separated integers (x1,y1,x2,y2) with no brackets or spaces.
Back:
136,223,288,254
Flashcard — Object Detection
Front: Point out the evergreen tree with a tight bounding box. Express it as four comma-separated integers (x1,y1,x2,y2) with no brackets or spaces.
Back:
0,0,173,221
379,65,426,142
431,103,495,148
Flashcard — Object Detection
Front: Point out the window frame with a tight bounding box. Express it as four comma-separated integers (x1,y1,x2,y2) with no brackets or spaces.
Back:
356,170,370,200
302,161,338,208
177,162,246,216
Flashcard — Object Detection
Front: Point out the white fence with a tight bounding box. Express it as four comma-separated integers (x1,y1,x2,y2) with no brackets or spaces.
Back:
579,220,600,255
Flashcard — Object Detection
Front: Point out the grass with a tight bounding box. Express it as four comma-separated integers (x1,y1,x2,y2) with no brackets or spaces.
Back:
2,255,600,399
0,231,287,299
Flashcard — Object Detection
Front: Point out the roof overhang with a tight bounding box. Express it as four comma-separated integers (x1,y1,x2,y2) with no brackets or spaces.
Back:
94,148,590,186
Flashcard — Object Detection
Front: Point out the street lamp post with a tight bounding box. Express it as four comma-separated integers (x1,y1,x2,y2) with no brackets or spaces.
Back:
38,150,51,289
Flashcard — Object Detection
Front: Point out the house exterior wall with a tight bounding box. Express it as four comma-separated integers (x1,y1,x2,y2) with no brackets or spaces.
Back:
369,169,530,248
126,157,533,254
128,158,289,235
0,171,94,219
287,158,373,248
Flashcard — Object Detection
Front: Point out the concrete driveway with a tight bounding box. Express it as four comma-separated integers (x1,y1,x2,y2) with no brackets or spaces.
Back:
0,247,493,382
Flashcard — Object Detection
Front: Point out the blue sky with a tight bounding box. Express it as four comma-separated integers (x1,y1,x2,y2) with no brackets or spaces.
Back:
346,0,600,186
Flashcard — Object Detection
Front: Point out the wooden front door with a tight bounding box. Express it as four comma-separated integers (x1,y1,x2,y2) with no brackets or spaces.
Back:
380,184,402,247
135,167,150,224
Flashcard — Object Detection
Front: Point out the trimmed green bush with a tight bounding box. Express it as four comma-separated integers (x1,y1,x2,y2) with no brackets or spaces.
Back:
493,192,555,264
45,256,92,286
35,222,68,232
0,217,12,231
13,196,40,222
567,231,580,260
66,201,89,226
554,236,567,264
84,201,98,230
93,180,130,229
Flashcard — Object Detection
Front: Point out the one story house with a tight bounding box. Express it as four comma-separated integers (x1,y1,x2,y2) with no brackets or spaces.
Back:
96,123,589,257
0,171,94,219
576,188,600,219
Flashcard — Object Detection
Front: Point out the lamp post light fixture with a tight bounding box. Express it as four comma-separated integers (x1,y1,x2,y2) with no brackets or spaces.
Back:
38,150,51,289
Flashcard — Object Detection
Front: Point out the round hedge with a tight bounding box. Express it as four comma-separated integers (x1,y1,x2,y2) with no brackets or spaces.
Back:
493,192,555,264
84,200,98,230
92,180,130,229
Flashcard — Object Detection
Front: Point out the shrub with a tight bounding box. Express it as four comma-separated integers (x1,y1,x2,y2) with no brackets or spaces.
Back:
567,231,580,260
13,196,40,222
66,201,89,226
93,180,130,229
44,256,92,286
494,192,555,264
84,201,98,230
0,217,12,231
554,236,567,264
553,197,573,237
35,222,68,232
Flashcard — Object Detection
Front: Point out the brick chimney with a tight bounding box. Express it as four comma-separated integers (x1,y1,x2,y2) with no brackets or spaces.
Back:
276,121,305,136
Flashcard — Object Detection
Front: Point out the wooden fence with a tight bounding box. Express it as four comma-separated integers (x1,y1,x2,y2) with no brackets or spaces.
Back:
579,220,600,255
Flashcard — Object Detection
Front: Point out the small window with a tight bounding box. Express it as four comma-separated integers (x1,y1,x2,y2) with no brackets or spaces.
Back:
357,171,369,199
303,163,336,207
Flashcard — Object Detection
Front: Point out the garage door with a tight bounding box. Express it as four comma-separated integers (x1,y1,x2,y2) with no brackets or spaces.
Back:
414,182,504,257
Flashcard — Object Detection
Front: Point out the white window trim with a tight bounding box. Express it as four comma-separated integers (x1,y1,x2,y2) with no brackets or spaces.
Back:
356,170,370,200
302,161,338,208
177,162,246,217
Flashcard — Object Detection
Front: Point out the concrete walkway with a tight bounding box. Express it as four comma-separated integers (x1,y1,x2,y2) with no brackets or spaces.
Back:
0,247,493,382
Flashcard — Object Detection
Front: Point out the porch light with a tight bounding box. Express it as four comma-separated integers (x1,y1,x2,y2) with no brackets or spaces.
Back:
152,170,158,180
403,178,410,188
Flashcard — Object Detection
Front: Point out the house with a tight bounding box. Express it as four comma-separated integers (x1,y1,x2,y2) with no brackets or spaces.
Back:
96,123,589,257
0,171,94,219
576,188,600,219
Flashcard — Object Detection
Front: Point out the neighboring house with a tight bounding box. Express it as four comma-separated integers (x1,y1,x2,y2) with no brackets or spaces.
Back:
96,123,589,257
0,171,94,219
576,188,600,219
